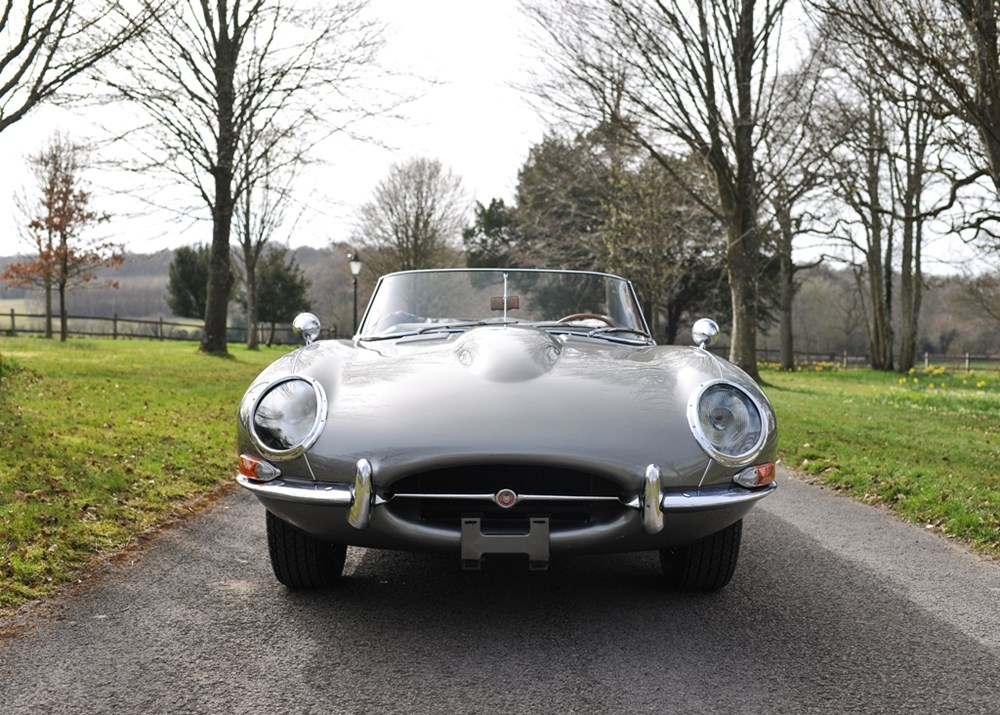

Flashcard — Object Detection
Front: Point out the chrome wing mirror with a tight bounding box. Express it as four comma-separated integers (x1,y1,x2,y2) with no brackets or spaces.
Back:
292,312,322,345
691,318,719,350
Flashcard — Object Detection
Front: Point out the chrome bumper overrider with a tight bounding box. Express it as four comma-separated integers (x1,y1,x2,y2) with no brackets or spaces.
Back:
237,461,777,536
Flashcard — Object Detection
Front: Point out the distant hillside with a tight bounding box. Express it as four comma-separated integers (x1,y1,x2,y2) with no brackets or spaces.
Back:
0,250,173,318
0,246,360,335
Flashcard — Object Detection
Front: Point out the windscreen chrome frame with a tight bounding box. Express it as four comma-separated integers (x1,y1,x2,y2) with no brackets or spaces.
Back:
356,268,652,342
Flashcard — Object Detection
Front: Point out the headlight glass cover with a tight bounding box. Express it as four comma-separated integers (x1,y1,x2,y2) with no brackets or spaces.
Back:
688,380,766,466
249,376,327,460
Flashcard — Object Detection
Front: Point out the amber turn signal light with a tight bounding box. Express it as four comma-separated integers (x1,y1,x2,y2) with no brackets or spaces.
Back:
239,454,281,482
733,462,775,488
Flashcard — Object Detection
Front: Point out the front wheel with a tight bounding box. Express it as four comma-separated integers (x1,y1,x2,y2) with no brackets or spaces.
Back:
660,519,742,591
266,510,347,588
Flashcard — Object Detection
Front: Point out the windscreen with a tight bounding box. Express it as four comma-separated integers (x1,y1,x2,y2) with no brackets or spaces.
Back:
358,269,647,339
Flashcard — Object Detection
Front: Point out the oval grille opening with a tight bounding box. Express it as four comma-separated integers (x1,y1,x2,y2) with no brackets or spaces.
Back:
386,465,626,530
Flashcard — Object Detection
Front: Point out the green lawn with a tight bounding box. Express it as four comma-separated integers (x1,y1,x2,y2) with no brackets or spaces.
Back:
1,339,997,614
0,337,290,611
763,364,1000,554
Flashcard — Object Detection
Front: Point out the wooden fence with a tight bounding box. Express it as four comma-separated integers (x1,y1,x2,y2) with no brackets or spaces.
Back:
1,310,339,345
756,347,1000,372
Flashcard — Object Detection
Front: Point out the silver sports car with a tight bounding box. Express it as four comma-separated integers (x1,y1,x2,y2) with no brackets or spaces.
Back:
237,268,777,591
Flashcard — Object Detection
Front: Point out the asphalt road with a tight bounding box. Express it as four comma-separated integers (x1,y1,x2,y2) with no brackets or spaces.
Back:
2,468,998,714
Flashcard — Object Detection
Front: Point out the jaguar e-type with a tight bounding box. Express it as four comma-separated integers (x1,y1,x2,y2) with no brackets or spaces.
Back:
236,268,777,591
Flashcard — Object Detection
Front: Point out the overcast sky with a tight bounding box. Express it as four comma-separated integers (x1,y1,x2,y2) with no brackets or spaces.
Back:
300,0,546,251
0,1,979,274
0,0,545,257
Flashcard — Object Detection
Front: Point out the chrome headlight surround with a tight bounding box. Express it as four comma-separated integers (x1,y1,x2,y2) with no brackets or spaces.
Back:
687,379,767,467
248,375,328,461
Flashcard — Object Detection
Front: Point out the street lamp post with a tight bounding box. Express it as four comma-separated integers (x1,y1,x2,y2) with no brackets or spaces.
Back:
348,250,362,334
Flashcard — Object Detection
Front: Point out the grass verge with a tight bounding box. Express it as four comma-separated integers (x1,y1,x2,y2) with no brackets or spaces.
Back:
0,337,290,613
763,364,1000,555
2,342,997,614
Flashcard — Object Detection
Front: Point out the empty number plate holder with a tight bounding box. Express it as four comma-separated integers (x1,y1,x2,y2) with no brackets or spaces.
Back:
461,517,550,570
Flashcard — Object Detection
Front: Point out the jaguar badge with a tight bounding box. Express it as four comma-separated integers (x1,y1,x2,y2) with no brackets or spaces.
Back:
495,488,518,509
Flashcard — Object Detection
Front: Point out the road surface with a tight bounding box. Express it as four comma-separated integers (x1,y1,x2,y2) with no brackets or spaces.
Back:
2,468,998,714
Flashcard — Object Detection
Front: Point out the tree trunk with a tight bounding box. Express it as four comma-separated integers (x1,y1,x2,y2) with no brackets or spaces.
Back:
863,97,893,371
774,200,796,371
200,223,233,353
724,0,761,382
898,204,917,372
58,279,68,343
43,273,53,339
712,159,761,377
898,226,924,373
58,237,69,342
896,100,929,373
43,232,54,338
778,249,794,371
727,240,759,380
864,242,892,370
199,13,238,355
719,133,761,378
883,238,894,369
245,257,259,350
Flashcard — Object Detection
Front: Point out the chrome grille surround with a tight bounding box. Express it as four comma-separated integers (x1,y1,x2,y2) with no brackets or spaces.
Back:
385,464,629,530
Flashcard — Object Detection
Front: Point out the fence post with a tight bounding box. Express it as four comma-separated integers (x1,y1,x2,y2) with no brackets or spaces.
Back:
966,353,971,373
924,352,930,369
158,316,164,341
113,314,118,340
8,309,14,335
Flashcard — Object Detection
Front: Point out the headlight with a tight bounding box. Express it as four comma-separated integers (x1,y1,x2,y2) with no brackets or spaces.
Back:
688,380,766,466
249,376,327,460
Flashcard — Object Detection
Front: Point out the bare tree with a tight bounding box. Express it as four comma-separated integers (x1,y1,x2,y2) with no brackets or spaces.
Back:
524,0,792,380
0,1,153,133
807,1,1000,198
809,8,963,371
755,42,833,369
105,1,386,353
354,157,468,276
819,54,896,370
233,131,300,349
890,79,938,372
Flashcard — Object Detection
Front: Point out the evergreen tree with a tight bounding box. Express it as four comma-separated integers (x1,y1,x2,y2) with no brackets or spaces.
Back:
256,246,311,346
166,245,212,320
463,199,521,268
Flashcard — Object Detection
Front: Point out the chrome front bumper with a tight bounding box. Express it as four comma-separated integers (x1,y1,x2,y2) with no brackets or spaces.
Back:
237,458,777,538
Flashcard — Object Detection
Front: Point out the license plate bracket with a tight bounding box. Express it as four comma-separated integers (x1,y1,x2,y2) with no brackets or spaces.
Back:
460,516,550,570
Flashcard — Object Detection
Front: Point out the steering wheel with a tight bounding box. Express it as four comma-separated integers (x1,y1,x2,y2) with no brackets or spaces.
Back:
556,312,615,326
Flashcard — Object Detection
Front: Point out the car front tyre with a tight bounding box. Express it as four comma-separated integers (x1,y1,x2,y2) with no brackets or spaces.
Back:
266,510,347,588
660,519,742,591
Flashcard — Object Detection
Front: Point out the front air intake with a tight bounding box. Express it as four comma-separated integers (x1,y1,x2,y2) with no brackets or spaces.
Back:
385,464,627,530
